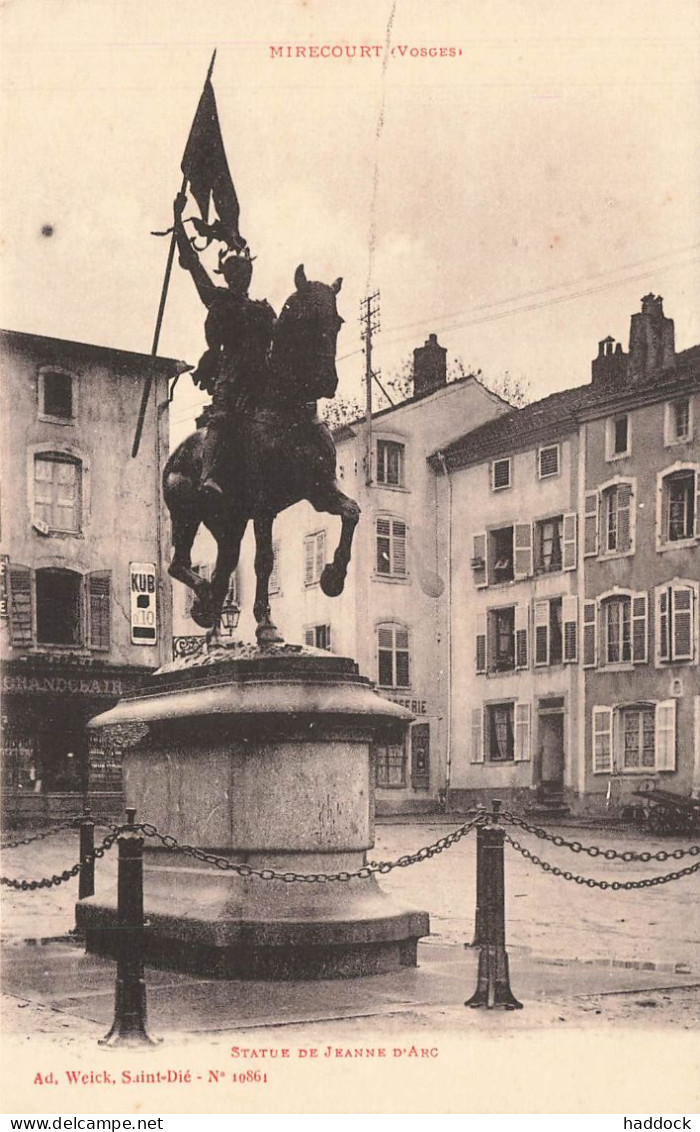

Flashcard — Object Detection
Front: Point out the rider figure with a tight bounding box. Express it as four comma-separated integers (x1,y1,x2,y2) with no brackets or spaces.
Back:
173,192,276,500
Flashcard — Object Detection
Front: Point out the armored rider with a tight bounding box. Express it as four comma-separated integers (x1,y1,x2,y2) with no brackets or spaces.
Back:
173,191,276,500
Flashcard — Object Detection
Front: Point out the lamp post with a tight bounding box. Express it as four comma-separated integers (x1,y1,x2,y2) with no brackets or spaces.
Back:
220,596,240,637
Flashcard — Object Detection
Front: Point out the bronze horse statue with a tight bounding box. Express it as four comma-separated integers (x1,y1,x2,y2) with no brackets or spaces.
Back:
163,265,360,645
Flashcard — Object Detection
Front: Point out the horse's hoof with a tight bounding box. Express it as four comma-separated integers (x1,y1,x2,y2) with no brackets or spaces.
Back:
320,563,345,597
256,623,285,647
191,597,216,630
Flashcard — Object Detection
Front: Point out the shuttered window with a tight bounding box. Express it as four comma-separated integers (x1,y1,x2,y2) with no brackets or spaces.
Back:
657,467,698,546
376,517,407,578
593,701,677,775
538,444,560,479
601,481,634,555
34,454,82,534
8,564,33,646
304,624,331,651
35,568,82,646
562,595,578,663
377,624,410,688
491,458,511,491
515,603,529,669
376,440,405,487
656,581,697,664
88,572,111,651
582,600,597,668
304,531,326,585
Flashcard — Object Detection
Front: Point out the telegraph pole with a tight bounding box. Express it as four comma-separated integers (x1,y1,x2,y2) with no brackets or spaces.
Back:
360,291,381,485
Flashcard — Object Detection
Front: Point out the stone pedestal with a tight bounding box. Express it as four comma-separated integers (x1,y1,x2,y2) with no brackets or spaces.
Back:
76,645,429,978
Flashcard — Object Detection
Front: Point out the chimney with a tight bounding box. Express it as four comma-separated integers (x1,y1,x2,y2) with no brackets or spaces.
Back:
628,294,675,381
591,335,627,387
413,333,447,399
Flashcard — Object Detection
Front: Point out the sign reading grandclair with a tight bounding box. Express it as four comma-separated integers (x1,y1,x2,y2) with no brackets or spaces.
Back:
130,562,158,646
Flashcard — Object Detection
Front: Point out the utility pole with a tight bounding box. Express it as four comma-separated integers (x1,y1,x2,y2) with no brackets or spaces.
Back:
360,291,381,486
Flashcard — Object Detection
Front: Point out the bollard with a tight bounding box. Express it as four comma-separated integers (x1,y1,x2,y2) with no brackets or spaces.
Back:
100,808,159,1048
469,804,489,947
465,799,523,1010
78,805,95,900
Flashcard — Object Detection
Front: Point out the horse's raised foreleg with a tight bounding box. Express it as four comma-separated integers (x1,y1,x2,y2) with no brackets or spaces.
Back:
309,485,361,597
253,514,284,646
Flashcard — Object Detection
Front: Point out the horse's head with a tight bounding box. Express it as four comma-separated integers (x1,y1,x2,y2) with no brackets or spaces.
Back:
272,264,344,402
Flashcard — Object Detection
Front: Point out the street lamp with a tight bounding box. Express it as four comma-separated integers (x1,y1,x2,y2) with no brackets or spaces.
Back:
220,597,241,636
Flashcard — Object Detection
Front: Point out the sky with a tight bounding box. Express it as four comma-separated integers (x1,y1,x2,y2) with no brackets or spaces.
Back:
1,0,699,444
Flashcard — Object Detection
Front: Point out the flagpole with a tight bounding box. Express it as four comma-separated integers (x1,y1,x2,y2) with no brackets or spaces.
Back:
131,50,217,458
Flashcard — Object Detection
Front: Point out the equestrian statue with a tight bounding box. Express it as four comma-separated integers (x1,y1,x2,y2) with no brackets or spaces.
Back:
163,192,360,646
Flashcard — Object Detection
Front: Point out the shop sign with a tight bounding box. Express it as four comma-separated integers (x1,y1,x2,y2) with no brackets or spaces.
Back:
1,674,123,696
385,694,428,715
0,555,8,618
130,562,157,646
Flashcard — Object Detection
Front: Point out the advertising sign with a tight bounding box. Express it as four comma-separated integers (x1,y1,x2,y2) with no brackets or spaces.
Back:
129,561,157,646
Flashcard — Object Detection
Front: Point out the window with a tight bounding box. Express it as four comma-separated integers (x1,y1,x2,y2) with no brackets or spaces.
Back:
664,398,693,445
376,517,407,578
595,591,648,668
36,568,82,645
535,516,563,573
491,458,511,491
8,565,111,650
600,481,634,555
375,740,407,787
489,526,514,583
656,580,698,664
486,703,515,762
490,606,515,672
304,531,326,586
304,624,332,651
377,623,410,688
538,444,560,479
33,453,82,534
39,369,75,421
592,701,676,774
657,466,698,547
376,440,405,487
606,414,630,459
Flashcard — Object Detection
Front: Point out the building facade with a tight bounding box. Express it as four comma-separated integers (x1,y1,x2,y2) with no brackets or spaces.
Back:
0,329,186,826
433,296,700,816
171,335,509,813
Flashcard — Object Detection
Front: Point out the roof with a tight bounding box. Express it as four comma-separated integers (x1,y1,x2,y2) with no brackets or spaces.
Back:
429,352,700,473
0,328,190,376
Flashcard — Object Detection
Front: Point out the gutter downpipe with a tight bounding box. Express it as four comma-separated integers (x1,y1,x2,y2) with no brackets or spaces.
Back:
436,451,452,812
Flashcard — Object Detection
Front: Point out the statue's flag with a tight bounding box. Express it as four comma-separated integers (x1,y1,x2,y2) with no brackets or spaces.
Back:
181,74,246,253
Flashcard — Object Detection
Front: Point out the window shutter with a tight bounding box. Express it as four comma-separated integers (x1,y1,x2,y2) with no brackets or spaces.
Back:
470,707,484,763
315,532,326,581
655,699,677,771
304,628,315,647
514,703,531,762
657,586,670,662
392,520,407,576
515,603,529,669
88,571,111,651
472,532,487,589
304,536,315,585
475,610,487,674
562,512,577,571
616,482,632,552
534,600,549,666
592,706,613,774
562,594,578,663
514,523,533,579
631,592,648,664
583,599,597,668
672,585,694,662
584,491,599,557
8,565,33,646
695,469,700,538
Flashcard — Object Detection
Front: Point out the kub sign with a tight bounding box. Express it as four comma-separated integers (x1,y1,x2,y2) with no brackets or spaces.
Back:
130,562,158,646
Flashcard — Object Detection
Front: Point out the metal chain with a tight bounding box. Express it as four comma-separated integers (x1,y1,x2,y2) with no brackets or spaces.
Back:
504,831,700,890
0,829,121,892
500,810,700,862
138,811,487,882
1,816,84,851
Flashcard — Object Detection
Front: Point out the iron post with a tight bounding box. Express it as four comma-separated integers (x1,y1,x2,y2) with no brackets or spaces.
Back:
78,804,95,900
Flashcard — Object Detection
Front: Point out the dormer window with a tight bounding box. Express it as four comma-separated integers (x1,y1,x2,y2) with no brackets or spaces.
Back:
38,369,76,423
491,458,512,491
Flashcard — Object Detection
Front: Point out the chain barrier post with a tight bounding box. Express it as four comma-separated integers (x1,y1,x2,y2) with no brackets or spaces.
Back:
470,805,488,947
78,804,95,900
100,808,159,1048
465,799,523,1010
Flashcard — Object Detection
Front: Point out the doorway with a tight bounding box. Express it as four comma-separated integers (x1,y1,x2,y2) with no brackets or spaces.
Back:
536,697,565,797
